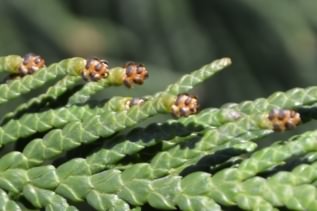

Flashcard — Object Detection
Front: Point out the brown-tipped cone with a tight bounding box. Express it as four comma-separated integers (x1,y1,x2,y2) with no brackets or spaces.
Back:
171,94,199,118
19,53,45,76
123,62,149,88
82,58,109,81
268,109,301,132
125,97,146,110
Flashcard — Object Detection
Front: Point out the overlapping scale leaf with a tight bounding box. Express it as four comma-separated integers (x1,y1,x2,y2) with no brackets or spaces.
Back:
0,96,133,148
1,75,82,124
177,107,243,127
0,189,22,211
0,114,311,211
171,86,317,129
0,57,85,105
67,67,126,105
84,93,266,175
21,105,272,186
23,185,78,211
0,93,178,170
0,55,23,74
165,57,231,95
150,112,272,174
33,130,317,210
223,86,317,114
0,119,311,210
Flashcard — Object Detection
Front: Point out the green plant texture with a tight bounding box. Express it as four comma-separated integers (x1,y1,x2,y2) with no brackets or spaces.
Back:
0,54,316,211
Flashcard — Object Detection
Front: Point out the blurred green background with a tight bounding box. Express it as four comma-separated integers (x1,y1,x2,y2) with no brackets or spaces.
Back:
1,0,317,108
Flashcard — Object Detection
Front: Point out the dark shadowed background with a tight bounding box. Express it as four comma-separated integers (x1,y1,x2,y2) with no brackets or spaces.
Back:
1,0,317,109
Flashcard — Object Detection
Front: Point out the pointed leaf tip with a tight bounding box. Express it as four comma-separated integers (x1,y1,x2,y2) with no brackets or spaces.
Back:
210,57,232,70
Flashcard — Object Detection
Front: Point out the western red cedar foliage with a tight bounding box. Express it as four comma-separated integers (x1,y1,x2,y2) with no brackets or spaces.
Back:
0,54,316,210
